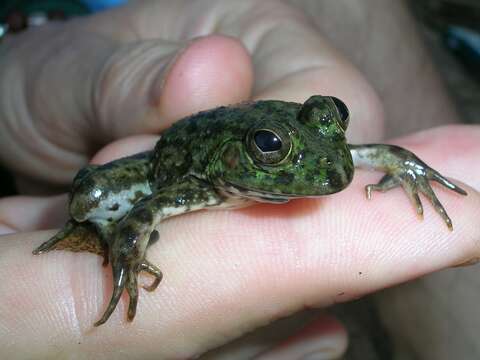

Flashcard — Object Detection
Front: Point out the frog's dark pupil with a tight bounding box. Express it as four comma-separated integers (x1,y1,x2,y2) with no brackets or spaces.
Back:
254,130,282,152
331,97,349,121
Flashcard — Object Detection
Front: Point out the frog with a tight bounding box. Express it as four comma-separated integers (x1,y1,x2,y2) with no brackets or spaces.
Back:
32,95,467,326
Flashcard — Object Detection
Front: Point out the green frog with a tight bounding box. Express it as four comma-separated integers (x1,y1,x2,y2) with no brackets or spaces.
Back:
33,95,467,326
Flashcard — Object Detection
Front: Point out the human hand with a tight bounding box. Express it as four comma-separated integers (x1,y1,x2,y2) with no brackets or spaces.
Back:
0,1,479,358
0,0,384,189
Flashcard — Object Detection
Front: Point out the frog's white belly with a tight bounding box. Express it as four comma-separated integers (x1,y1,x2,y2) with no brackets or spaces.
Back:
81,183,152,223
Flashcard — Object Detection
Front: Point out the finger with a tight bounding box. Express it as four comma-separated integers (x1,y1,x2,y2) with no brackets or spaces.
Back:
2,180,478,358
89,135,159,165
91,0,384,142
0,195,68,233
2,123,479,360
202,310,344,359
93,34,253,138
1,19,253,185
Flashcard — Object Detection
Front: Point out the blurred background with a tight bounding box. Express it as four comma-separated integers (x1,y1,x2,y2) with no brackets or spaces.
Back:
409,0,480,125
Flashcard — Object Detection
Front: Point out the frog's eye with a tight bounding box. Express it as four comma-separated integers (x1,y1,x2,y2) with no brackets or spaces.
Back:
248,128,292,165
331,97,349,131
254,130,282,152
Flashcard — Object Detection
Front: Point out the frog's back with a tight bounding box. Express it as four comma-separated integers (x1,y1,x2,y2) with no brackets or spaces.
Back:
151,100,300,187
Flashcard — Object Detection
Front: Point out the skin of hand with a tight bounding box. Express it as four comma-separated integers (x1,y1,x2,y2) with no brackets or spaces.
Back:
0,0,478,359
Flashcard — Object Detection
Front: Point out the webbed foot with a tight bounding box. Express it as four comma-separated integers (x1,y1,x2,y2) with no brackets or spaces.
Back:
363,147,467,230
93,178,220,325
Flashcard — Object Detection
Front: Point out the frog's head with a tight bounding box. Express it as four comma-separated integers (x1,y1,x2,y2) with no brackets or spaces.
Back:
209,95,354,202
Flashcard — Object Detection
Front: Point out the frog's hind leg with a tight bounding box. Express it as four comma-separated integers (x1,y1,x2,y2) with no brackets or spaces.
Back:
33,220,108,264
93,178,222,326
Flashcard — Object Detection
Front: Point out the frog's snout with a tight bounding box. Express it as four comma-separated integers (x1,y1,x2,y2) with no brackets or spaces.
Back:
68,170,111,223
305,148,354,195
69,185,101,222
329,159,354,191
67,166,100,222
68,166,153,224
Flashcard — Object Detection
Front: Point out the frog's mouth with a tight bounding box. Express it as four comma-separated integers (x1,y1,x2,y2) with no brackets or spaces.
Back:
219,180,314,204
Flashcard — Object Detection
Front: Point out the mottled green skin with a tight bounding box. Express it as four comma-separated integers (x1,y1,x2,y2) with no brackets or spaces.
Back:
33,95,467,326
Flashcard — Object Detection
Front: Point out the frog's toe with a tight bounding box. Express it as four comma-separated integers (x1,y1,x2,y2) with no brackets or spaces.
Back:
33,220,107,259
126,271,138,322
400,177,424,219
365,174,399,199
94,259,128,327
430,169,468,196
140,260,163,292
33,220,76,254
422,168,467,230
417,180,453,231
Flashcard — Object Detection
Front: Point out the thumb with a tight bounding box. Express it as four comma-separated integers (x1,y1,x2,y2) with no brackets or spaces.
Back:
94,34,253,139
0,27,253,185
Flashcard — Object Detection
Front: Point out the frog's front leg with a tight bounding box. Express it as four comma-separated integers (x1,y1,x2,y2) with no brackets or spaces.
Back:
349,144,467,230
94,177,224,326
